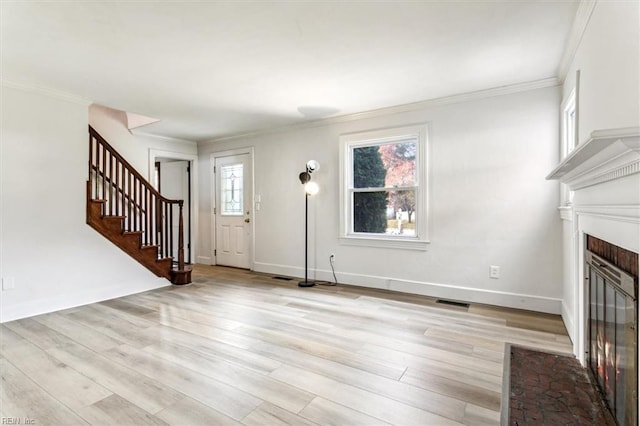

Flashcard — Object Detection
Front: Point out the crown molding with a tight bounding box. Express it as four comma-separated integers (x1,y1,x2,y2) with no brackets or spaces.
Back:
557,0,597,82
1,79,92,106
200,77,559,145
131,129,197,146
330,77,560,123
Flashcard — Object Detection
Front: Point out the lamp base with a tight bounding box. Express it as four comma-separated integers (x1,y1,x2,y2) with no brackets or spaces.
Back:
298,281,316,287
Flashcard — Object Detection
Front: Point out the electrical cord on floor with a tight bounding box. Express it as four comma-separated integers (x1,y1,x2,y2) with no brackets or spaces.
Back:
315,254,338,286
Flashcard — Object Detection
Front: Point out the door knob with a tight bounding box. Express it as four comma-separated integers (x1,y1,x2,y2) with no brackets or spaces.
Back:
244,218,250,223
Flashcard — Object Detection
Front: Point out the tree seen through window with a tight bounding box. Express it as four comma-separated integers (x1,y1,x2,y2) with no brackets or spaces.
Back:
352,139,417,235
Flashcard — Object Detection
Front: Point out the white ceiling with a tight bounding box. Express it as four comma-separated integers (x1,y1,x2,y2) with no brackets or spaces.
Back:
1,1,579,142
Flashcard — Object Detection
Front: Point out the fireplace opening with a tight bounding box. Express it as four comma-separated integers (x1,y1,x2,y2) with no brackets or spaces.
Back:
586,235,638,426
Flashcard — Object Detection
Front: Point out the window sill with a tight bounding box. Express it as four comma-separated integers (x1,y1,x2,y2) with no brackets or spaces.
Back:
339,235,430,251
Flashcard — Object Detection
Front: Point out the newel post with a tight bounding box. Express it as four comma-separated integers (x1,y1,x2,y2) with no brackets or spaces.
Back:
177,200,185,272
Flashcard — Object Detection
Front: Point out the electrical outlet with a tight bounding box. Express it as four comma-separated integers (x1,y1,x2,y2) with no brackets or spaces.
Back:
2,277,15,290
330,253,335,261
490,266,500,279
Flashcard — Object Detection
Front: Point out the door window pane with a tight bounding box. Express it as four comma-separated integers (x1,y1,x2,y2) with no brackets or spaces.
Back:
221,164,243,216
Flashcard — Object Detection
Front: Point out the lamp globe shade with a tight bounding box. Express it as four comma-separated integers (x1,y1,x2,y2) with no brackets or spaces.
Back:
305,181,319,195
306,160,320,173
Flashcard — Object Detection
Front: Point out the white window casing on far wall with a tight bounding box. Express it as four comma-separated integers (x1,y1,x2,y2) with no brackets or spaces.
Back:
339,124,429,250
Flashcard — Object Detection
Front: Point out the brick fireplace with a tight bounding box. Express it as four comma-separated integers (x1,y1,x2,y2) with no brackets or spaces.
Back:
548,126,640,424
585,235,638,425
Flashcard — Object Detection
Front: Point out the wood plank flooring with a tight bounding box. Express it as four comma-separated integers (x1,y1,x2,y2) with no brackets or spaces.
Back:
0,265,573,425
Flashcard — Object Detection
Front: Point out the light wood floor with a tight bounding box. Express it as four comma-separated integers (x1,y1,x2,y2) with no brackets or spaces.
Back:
1,265,572,425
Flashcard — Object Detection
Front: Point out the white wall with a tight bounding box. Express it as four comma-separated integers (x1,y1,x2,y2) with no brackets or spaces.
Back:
559,0,640,344
563,1,640,143
0,86,195,322
199,85,563,313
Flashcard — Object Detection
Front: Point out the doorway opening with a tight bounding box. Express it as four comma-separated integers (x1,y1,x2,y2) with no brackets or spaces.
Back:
149,150,198,266
155,159,192,264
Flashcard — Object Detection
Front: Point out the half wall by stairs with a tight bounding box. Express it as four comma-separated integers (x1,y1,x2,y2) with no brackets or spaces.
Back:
86,126,191,285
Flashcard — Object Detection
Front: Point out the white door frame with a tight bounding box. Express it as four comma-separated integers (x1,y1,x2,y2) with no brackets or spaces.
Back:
148,149,198,265
211,147,255,268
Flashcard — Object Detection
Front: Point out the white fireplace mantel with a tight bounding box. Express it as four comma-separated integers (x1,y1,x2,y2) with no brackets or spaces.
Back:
545,127,640,369
547,127,640,190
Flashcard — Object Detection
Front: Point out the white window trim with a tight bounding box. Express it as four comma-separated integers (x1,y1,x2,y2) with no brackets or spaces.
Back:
339,124,429,250
561,88,577,159
560,87,577,207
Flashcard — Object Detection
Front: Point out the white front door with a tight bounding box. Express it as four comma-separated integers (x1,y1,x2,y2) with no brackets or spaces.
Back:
215,154,251,269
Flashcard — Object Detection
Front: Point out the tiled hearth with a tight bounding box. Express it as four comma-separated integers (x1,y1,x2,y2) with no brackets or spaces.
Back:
507,345,613,425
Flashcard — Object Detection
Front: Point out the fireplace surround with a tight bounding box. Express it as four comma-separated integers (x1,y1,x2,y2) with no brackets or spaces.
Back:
548,127,640,425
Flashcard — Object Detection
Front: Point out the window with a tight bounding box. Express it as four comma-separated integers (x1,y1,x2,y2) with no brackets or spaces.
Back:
561,88,577,206
340,124,429,250
562,88,577,159
221,163,243,215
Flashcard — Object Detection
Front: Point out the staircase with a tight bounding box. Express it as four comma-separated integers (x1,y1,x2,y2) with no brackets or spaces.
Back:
86,126,191,285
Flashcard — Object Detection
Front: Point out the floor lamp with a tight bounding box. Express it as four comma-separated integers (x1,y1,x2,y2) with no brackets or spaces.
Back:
298,160,319,287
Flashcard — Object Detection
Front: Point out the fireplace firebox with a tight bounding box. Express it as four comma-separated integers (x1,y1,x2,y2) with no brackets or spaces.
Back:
586,237,638,426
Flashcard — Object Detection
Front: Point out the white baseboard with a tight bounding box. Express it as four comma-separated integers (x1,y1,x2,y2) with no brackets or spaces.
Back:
0,277,169,323
253,261,562,314
561,300,575,344
253,262,304,279
196,256,212,265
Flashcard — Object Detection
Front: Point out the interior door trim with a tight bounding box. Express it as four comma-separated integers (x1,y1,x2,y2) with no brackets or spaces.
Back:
210,147,255,269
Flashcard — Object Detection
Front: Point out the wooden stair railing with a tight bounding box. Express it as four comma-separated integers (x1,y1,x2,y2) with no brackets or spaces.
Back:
86,125,191,285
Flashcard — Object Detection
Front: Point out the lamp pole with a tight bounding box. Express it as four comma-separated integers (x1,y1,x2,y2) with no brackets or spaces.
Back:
299,189,314,287
299,191,310,286
298,160,319,287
